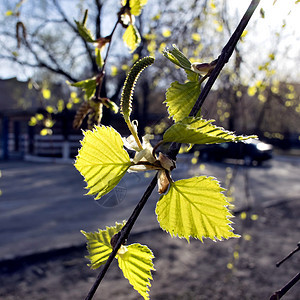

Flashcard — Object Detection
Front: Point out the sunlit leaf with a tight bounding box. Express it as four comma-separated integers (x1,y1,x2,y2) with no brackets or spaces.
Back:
162,29,171,37
81,221,126,269
104,99,119,114
185,69,200,82
163,117,257,144
42,88,51,99
5,10,14,16
75,20,95,43
123,24,141,53
117,243,154,300
156,177,240,242
95,47,103,68
247,86,257,96
164,81,201,122
71,78,97,100
129,0,148,16
163,44,192,70
75,126,132,199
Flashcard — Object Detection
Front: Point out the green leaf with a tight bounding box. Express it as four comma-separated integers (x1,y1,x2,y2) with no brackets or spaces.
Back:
42,88,51,99
130,0,148,16
185,69,200,82
164,81,201,122
95,47,103,68
75,126,132,199
81,222,126,269
163,117,257,144
163,44,192,70
5,10,14,16
117,243,154,300
121,56,155,122
104,99,119,114
123,24,141,53
156,177,239,242
71,78,97,100
75,20,95,43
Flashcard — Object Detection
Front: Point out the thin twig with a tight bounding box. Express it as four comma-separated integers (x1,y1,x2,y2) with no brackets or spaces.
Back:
269,272,300,300
85,175,158,300
189,0,260,116
85,0,261,298
95,19,120,100
276,242,300,267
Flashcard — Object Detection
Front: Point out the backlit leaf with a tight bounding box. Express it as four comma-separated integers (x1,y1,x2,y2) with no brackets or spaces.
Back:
81,221,126,269
156,177,240,242
95,47,103,68
123,24,141,53
163,117,257,144
185,69,200,82
5,10,14,16
75,126,132,199
117,243,154,300
75,20,95,43
42,88,51,99
165,81,201,122
130,0,148,16
71,78,97,100
163,44,192,70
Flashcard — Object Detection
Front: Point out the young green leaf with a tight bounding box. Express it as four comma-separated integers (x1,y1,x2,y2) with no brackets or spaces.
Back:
75,20,95,43
121,56,155,122
71,78,97,100
156,177,239,242
163,44,192,70
123,24,141,53
117,243,155,300
185,69,200,82
129,0,148,16
75,126,132,199
165,81,201,122
95,47,103,68
163,117,257,144
81,222,126,269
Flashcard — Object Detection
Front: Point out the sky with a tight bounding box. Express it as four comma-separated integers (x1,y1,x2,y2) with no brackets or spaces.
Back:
0,0,299,81
227,0,300,80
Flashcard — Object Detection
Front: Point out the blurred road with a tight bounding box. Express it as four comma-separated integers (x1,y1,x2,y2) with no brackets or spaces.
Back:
0,155,299,260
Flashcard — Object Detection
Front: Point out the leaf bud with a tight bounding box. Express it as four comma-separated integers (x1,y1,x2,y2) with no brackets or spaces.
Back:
158,152,176,171
157,170,170,194
191,59,217,75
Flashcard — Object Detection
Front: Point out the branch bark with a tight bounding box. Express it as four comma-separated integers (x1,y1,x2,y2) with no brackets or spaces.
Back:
269,272,300,300
85,1,261,299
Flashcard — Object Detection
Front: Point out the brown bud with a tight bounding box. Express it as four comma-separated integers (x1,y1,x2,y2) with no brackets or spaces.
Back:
158,152,176,171
73,101,92,129
191,59,218,76
110,231,121,249
157,170,170,194
95,36,111,51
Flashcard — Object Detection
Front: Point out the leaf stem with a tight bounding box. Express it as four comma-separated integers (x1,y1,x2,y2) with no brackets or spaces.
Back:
126,120,143,150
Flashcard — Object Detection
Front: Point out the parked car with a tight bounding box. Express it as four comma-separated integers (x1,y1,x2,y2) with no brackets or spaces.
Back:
197,139,273,166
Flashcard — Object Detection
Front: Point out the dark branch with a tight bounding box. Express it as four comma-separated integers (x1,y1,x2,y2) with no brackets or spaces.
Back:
52,0,98,73
269,272,300,300
276,242,300,267
190,0,260,116
85,0,261,298
85,175,158,300
94,0,103,39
